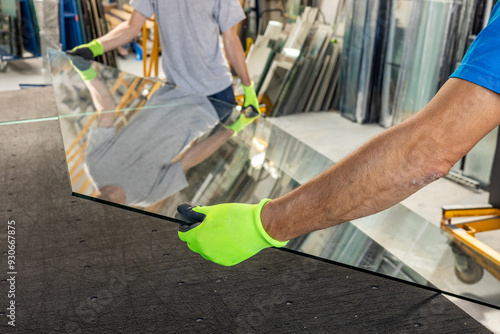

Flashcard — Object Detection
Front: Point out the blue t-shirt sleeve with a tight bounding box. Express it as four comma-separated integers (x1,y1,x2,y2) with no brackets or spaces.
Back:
450,3,500,94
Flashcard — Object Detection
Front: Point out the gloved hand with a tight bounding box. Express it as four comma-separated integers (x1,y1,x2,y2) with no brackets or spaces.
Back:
66,40,104,60
242,81,260,113
177,199,288,266
227,81,261,135
69,56,97,81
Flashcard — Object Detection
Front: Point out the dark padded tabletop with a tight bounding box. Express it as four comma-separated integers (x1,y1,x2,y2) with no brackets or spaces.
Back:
0,87,492,333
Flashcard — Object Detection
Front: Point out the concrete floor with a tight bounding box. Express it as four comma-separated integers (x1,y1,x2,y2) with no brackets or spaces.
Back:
0,56,498,333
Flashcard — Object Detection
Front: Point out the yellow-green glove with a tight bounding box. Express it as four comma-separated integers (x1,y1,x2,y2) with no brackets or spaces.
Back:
227,81,261,135
69,56,97,81
66,40,104,60
242,81,260,112
177,199,288,266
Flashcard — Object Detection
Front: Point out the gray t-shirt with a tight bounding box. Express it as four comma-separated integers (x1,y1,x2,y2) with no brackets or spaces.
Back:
130,0,245,96
85,86,219,206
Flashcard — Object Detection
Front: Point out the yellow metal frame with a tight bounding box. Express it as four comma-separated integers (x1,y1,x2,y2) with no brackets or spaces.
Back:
142,18,159,77
441,207,500,281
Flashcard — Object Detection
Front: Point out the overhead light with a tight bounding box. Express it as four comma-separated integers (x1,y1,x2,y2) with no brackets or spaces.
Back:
252,137,267,152
251,152,266,168
263,160,279,179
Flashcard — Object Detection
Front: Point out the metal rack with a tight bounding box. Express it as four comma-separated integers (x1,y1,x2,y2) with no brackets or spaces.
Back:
0,0,41,71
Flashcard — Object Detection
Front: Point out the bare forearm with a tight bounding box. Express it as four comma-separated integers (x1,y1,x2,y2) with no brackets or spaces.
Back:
262,78,500,241
84,77,116,127
97,10,146,52
223,27,251,87
180,127,234,172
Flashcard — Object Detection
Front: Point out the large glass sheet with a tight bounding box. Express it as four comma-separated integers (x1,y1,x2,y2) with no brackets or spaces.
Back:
338,0,385,124
379,0,413,128
391,0,468,125
355,0,380,123
295,24,332,113
48,49,500,310
34,0,61,52
49,49,244,214
317,43,341,111
463,127,498,186
281,24,333,115
0,0,22,58
338,0,367,122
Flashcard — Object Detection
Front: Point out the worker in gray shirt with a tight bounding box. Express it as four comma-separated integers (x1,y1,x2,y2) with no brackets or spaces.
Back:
79,70,234,207
68,0,260,124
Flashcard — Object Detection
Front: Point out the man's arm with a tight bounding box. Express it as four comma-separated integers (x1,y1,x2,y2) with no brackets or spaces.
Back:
83,73,117,128
222,25,251,87
176,78,500,266
97,10,148,53
179,127,234,172
262,78,500,241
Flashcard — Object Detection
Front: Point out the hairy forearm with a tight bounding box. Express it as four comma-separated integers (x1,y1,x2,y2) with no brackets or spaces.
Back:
223,28,251,87
262,78,500,241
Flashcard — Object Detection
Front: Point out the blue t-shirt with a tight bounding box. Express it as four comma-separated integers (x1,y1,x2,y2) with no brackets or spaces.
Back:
451,2,500,94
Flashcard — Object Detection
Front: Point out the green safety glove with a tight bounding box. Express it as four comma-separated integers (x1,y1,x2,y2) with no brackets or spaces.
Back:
66,40,104,60
227,81,261,135
69,56,97,81
242,81,260,112
176,199,288,266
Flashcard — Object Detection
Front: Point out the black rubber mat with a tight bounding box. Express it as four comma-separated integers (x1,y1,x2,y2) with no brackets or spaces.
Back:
0,89,491,333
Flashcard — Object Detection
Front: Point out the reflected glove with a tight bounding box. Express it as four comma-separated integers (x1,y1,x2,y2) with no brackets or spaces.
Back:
177,199,288,266
227,81,261,135
69,56,96,81
66,40,104,60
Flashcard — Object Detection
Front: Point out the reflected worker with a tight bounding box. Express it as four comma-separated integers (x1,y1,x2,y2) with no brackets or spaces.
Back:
77,65,236,207
68,0,260,125
176,4,500,266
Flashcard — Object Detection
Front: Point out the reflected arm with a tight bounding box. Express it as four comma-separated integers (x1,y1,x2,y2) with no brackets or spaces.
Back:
222,25,251,87
179,127,234,172
262,79,500,241
83,76,117,128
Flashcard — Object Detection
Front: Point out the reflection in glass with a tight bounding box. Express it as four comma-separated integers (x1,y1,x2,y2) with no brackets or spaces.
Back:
288,221,431,285
84,86,229,207
50,49,239,211
49,49,500,309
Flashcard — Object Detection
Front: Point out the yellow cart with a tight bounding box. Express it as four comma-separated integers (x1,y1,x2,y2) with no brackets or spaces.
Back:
441,206,500,284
